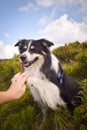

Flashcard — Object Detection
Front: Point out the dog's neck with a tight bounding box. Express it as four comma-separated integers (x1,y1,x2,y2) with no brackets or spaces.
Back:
40,54,60,85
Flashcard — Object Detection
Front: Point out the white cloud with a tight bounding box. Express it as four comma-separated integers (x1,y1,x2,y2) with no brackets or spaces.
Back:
3,32,10,38
39,17,48,26
36,0,55,7
0,41,4,59
36,0,87,13
38,14,87,46
35,0,74,7
38,8,57,26
0,41,19,59
79,0,87,13
83,16,87,24
18,3,34,12
18,3,38,12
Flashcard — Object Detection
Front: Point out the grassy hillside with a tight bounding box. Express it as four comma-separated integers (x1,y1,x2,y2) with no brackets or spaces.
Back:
0,41,87,130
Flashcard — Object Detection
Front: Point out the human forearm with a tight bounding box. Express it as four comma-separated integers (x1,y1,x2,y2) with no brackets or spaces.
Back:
0,91,13,104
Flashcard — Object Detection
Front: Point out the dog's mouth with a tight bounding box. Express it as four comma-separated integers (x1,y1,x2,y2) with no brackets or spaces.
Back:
22,57,39,67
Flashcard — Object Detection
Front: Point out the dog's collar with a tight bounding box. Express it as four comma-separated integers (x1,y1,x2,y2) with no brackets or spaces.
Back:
57,69,63,86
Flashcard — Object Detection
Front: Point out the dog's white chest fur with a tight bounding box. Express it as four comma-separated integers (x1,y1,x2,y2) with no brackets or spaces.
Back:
25,55,65,110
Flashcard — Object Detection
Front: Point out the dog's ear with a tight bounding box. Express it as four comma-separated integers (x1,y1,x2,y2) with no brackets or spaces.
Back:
39,38,54,47
14,39,26,47
14,40,20,46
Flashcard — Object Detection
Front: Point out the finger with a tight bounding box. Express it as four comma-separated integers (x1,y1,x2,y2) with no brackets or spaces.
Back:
21,71,29,77
12,71,29,83
20,84,27,91
21,85,26,93
14,73,21,78
19,71,29,79
18,71,29,84
11,73,21,82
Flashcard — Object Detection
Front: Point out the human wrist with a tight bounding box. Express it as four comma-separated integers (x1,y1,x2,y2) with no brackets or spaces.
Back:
5,90,15,101
0,91,13,104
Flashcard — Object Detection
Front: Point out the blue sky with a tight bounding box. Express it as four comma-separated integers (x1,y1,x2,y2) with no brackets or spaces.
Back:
0,0,87,58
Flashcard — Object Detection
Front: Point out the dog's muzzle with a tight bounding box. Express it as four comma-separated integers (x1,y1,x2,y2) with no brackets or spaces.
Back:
20,55,38,67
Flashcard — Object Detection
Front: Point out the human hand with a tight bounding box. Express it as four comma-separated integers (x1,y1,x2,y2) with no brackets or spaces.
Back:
7,71,29,100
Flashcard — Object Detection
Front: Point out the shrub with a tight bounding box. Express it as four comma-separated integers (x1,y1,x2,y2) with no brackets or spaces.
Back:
74,79,87,130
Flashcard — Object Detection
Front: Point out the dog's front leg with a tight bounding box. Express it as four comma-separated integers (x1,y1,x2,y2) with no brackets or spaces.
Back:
27,77,48,115
27,77,65,110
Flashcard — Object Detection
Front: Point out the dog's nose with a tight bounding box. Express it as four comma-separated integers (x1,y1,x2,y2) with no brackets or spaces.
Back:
20,55,26,61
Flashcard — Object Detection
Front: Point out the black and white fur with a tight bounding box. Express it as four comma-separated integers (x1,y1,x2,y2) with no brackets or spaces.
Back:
15,39,82,111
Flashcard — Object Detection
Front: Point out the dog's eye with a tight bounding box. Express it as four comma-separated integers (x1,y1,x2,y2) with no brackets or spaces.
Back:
30,46,35,50
19,45,27,53
23,46,27,50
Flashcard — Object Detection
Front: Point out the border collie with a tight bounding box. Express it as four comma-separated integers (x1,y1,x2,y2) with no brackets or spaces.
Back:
15,38,82,111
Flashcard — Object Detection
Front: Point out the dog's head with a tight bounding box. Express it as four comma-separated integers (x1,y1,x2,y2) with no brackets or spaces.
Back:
14,39,54,67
